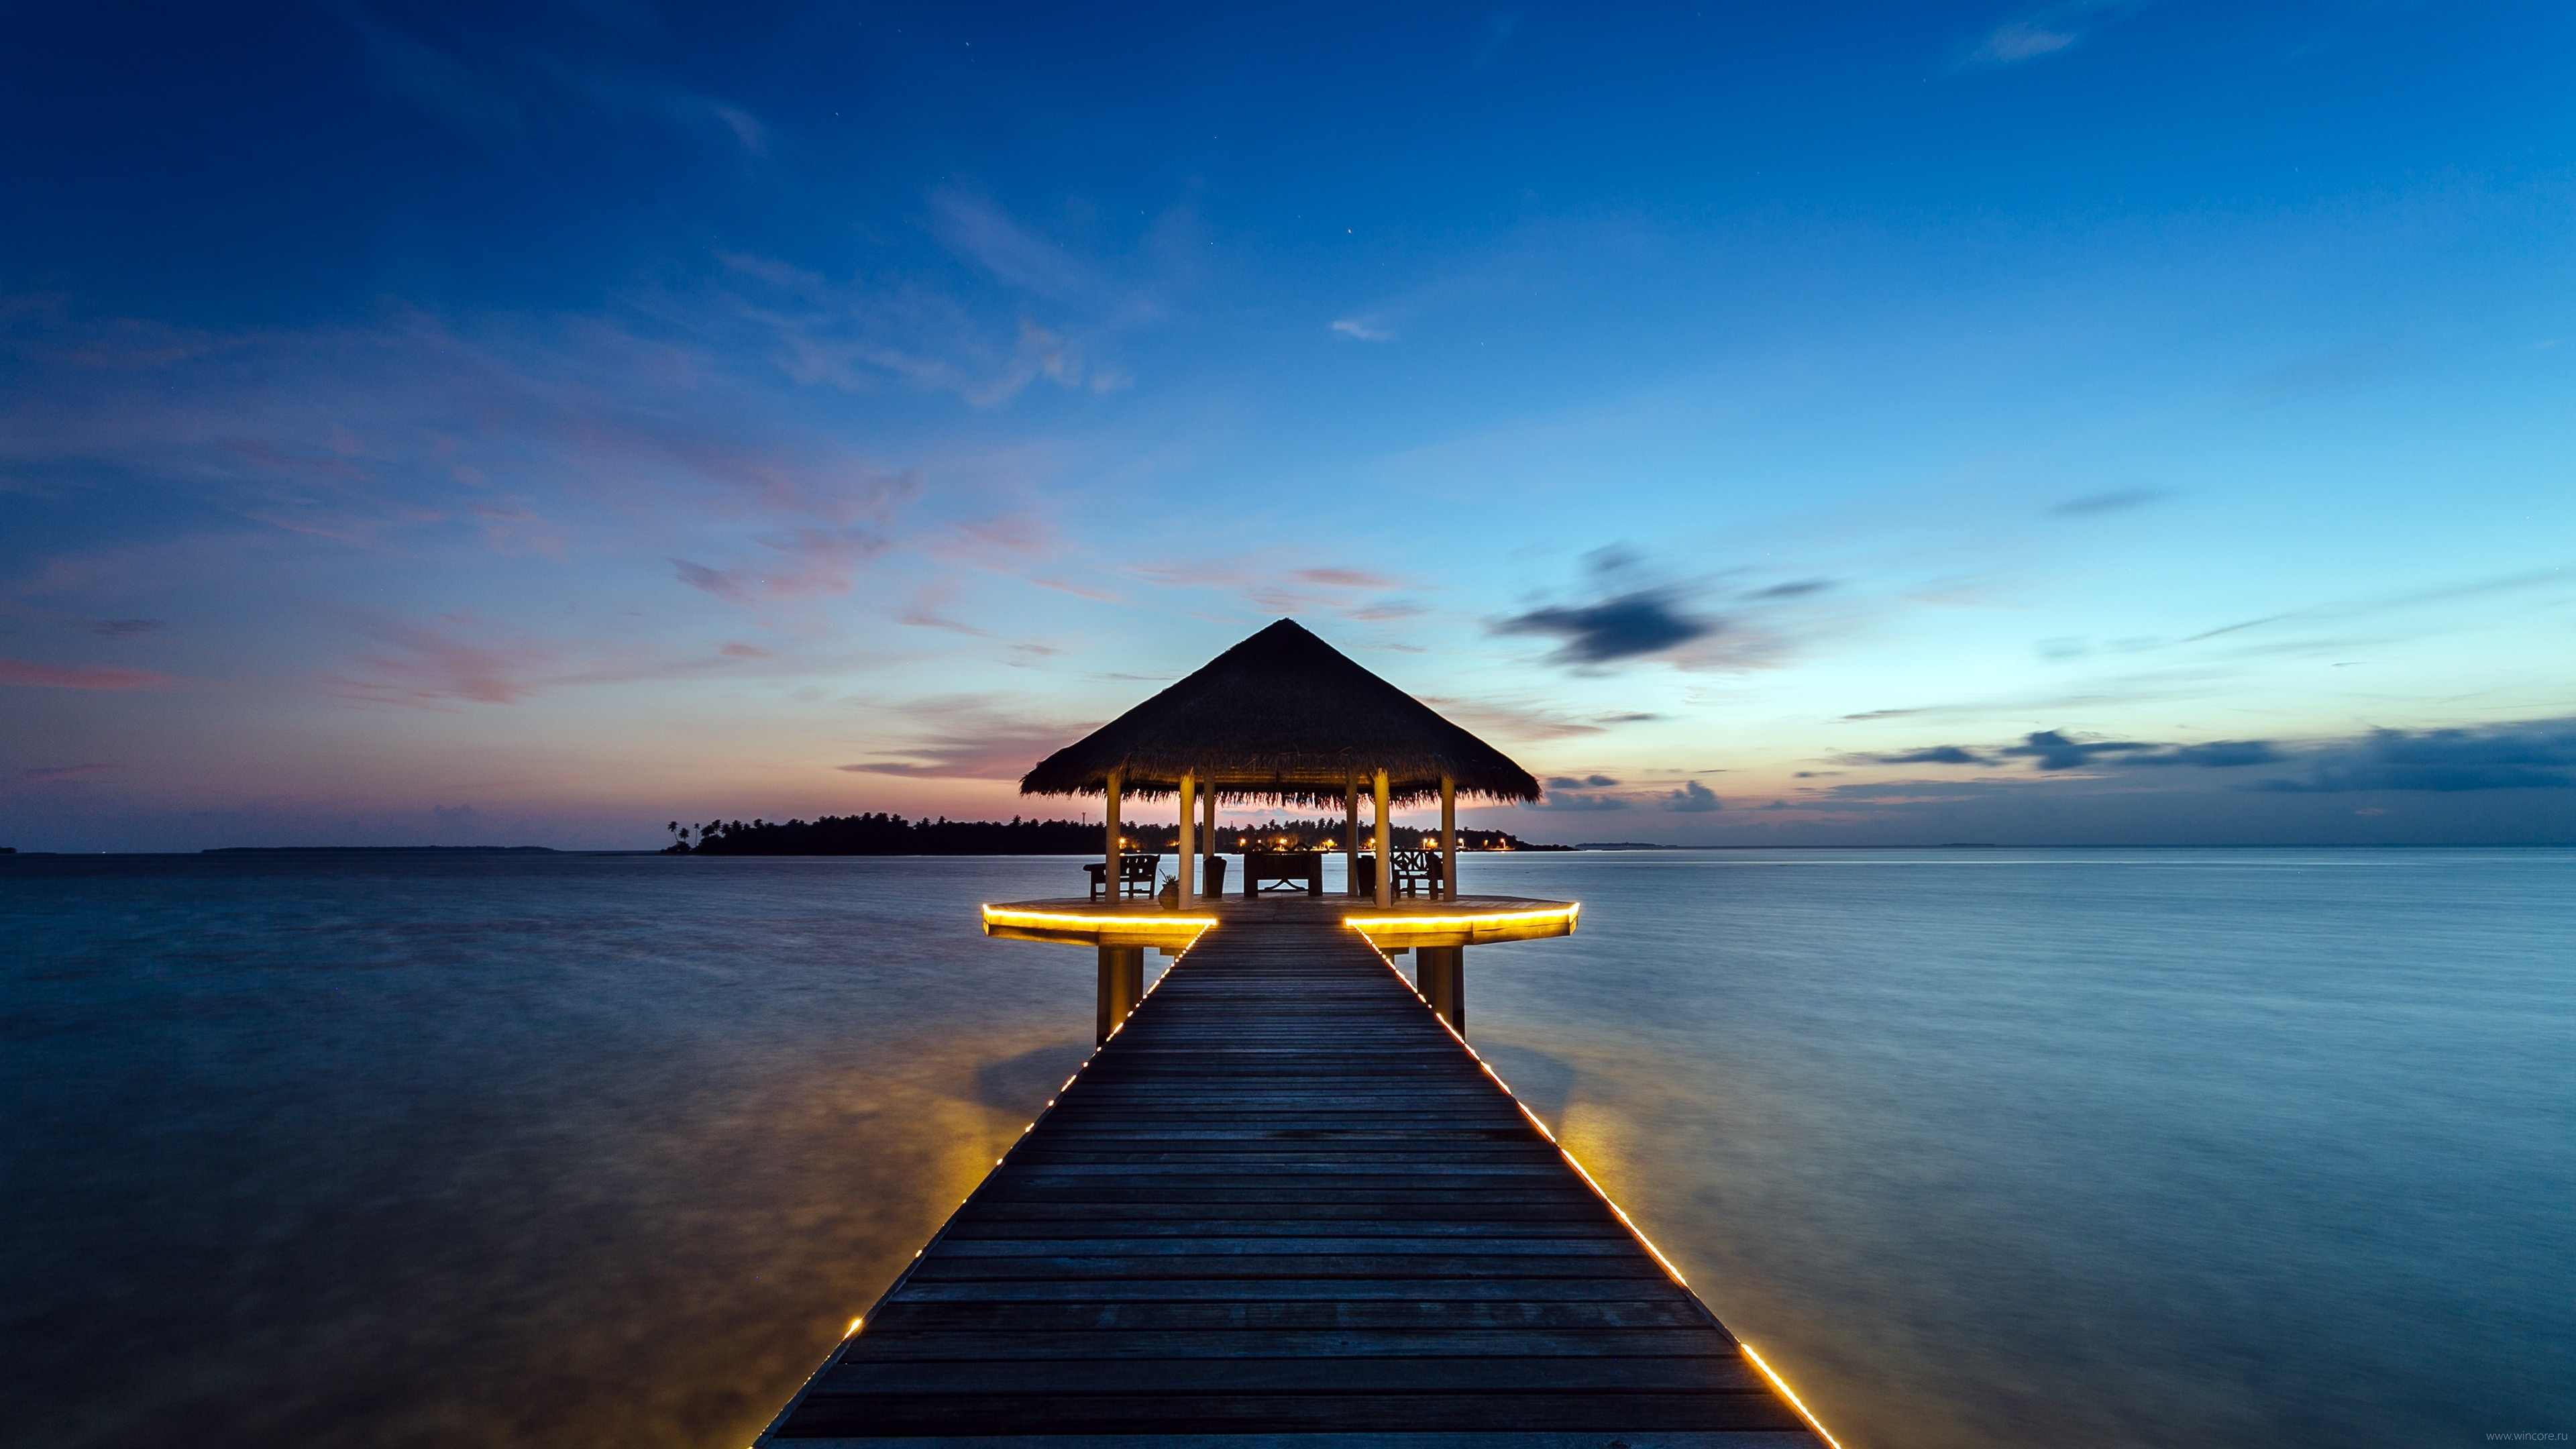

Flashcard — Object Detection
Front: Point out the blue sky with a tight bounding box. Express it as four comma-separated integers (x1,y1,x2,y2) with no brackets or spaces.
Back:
4,0,2572,849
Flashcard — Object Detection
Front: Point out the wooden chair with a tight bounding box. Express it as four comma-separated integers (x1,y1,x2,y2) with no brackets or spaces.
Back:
1389,849,1443,898
1085,853,1162,900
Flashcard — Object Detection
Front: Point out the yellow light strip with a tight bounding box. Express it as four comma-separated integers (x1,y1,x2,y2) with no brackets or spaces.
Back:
1343,902,1580,931
981,904,1218,930
1740,1342,1844,1448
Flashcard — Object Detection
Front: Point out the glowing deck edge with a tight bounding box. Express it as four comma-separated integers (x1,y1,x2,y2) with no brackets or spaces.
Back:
1342,902,1579,931
981,904,1219,930
1739,1342,1844,1448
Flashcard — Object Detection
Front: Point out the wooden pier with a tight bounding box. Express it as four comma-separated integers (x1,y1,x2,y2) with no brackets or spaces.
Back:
757,916,1833,1446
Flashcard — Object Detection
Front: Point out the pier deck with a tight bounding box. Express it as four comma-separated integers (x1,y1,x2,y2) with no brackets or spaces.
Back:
758,920,1829,1446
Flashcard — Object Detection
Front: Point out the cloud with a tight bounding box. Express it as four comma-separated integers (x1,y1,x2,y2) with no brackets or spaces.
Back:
338,5,769,155
1660,780,1722,812
327,612,566,706
1531,791,1629,812
722,227,1132,407
718,641,772,658
1330,318,1396,342
1494,586,1715,665
1547,774,1620,790
1872,745,1995,765
2051,488,2168,517
1295,568,1402,589
2241,341,2407,403
2260,722,2576,793
90,618,164,636
19,763,123,782
669,526,889,611
1849,733,2284,772
1998,729,2161,771
2131,740,2282,768
0,657,171,690
931,190,1095,301
1962,1,2145,66
1415,696,1609,741
838,698,1090,780
1748,578,1833,598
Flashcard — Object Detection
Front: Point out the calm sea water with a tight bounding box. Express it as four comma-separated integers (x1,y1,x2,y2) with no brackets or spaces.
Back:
4,848,2570,1448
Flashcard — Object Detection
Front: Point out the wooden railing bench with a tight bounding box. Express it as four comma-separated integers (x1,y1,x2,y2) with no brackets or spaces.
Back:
1356,849,1446,899
1083,853,1161,900
1243,850,1323,896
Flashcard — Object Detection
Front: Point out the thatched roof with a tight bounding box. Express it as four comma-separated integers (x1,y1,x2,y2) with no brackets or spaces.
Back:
1020,620,1542,806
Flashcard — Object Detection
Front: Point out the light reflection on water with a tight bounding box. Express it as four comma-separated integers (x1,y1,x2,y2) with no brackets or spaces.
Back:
4,848,2571,1448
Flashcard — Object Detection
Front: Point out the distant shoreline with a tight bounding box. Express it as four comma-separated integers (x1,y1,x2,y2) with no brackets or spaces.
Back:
201,845,562,855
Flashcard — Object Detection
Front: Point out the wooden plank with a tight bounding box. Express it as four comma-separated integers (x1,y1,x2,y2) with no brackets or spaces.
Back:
777,1390,1809,1436
816,1354,1776,1395
845,1328,1742,1359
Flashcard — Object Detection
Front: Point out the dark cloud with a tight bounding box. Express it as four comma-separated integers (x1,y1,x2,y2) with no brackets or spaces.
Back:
1598,712,1660,724
2049,488,2168,517
20,762,123,782
1851,733,2284,772
1660,780,1721,812
2131,740,2282,768
1546,774,1620,790
2259,723,2576,793
1495,587,1715,665
1529,791,1630,812
90,618,163,636
1870,745,1994,766
1749,578,1833,599
1998,729,2159,771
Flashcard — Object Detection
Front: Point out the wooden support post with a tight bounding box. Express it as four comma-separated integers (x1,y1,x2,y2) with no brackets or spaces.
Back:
1201,785,1218,900
1440,774,1458,902
1344,776,1360,898
1104,767,1123,902
1373,768,1391,909
1095,946,1143,1043
1417,946,1465,1032
1177,771,1195,903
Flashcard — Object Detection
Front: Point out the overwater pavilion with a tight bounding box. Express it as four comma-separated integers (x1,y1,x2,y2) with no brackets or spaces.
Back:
986,619,1578,1040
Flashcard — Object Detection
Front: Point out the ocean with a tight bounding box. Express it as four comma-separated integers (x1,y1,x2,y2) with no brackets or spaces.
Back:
4,847,2570,1447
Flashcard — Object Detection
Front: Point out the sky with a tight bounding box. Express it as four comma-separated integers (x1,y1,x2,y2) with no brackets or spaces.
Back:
3,0,2573,850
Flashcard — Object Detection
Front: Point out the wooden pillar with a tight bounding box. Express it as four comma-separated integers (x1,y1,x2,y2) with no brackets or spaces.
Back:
1372,768,1391,909
1095,946,1143,1042
1177,771,1195,903
1417,946,1465,1032
1104,768,1123,902
1440,774,1458,902
1343,777,1361,898
1200,786,1218,900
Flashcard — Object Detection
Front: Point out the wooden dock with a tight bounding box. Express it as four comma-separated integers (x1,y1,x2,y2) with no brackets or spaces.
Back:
757,917,1832,1446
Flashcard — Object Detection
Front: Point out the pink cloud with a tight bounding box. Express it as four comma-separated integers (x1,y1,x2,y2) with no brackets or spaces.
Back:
329,614,562,706
839,697,1092,779
1294,567,1403,589
0,657,171,690
670,525,888,610
1030,576,1125,602
19,762,125,781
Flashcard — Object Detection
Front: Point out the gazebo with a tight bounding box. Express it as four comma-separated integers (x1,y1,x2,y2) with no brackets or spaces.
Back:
1020,617,1541,908
988,619,1576,1040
